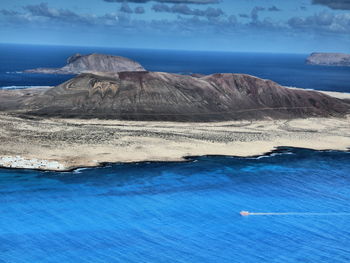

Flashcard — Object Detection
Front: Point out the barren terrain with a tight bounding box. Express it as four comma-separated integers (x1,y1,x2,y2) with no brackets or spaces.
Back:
0,112,349,171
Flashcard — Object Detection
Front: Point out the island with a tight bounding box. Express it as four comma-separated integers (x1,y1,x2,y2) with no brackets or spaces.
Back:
306,52,350,67
0,54,349,171
24,53,146,74
1,71,348,121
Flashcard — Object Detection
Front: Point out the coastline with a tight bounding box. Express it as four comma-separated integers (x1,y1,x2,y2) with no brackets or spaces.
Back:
320,90,350,100
1,147,348,173
284,86,350,100
0,112,349,171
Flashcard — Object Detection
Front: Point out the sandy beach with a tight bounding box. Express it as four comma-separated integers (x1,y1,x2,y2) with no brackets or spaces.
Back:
285,87,350,100
0,112,349,171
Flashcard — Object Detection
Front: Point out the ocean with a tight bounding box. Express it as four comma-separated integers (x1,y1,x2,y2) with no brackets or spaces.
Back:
0,44,350,262
1,149,350,262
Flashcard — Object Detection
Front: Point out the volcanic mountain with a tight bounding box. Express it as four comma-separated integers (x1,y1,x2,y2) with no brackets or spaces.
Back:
24,53,146,74
3,71,348,121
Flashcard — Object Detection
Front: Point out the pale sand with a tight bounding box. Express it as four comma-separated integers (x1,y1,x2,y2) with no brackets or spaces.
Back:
320,91,350,100
285,86,350,100
0,112,349,171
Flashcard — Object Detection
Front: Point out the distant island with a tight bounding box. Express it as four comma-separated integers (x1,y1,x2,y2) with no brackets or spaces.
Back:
306,52,350,67
24,53,146,74
0,53,349,171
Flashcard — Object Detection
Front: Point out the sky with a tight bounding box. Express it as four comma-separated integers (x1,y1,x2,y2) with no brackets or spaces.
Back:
0,0,349,53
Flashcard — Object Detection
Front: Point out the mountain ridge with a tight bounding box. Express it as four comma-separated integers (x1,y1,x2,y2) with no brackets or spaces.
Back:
24,53,146,74
6,71,347,121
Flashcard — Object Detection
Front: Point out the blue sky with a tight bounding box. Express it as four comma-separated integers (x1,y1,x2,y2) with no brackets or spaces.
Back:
0,0,349,53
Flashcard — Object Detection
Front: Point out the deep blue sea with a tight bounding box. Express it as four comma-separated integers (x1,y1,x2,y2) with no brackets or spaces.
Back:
0,44,350,262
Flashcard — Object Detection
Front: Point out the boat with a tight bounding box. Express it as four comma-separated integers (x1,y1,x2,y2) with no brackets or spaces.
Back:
240,211,250,216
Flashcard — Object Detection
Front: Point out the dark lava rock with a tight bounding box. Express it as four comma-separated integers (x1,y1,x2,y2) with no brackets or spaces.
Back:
9,71,348,121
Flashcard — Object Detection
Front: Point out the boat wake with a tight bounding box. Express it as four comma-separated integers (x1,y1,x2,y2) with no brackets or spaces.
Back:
240,211,350,216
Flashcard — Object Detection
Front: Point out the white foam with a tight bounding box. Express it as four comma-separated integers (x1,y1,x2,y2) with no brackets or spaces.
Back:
0,86,50,90
284,86,315,91
247,151,295,160
73,167,91,174
5,71,23,74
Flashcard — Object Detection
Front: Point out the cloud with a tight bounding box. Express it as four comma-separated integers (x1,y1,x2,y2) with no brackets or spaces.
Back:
288,11,350,33
312,0,350,10
0,10,20,16
239,14,249,18
1,1,349,44
115,3,146,14
0,2,236,37
0,2,283,34
24,2,79,20
1,3,120,27
120,3,134,13
268,6,281,12
152,3,171,12
227,15,237,25
251,6,265,22
135,6,146,14
152,3,224,18
104,0,219,4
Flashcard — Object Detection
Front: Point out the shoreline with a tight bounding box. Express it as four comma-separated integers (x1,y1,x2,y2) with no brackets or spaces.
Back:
0,147,349,173
284,86,350,100
0,112,349,172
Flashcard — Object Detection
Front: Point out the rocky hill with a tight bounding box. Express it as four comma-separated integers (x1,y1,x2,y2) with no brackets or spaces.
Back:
306,53,350,67
24,53,146,74
3,71,348,121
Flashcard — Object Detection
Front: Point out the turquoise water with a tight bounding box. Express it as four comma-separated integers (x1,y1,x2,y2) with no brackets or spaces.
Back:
1,148,350,263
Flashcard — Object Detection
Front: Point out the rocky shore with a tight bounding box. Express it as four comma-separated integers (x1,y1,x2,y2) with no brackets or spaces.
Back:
0,156,65,170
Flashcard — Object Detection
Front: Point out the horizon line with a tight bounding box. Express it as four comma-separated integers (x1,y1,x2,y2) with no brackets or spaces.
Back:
0,42,311,55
